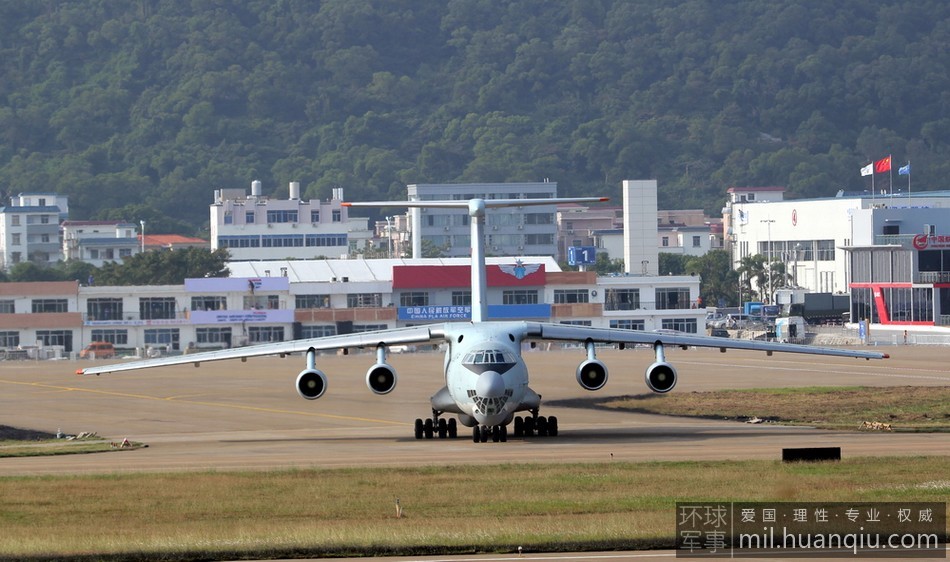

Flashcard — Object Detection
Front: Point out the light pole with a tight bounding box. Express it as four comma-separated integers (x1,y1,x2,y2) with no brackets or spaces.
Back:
140,220,146,254
385,216,393,258
760,219,774,303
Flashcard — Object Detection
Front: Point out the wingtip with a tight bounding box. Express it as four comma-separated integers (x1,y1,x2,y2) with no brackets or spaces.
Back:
75,369,84,375
882,353,890,359
340,202,352,207
599,197,610,202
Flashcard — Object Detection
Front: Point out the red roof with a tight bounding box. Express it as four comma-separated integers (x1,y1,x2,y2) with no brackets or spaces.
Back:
140,234,207,246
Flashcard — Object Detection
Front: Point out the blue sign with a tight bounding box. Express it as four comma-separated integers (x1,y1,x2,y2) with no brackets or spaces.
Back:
398,304,552,321
568,246,596,266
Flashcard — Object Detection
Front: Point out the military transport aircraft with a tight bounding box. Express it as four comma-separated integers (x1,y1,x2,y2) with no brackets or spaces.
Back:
77,196,888,443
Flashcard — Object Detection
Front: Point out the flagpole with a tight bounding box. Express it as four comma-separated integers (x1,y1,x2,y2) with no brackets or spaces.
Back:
907,160,911,197
888,153,893,196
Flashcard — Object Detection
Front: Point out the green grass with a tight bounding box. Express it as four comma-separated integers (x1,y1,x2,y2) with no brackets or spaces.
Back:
602,386,950,430
0,458,947,560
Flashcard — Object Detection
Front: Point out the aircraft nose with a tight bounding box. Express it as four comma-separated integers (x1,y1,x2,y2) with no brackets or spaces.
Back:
475,371,505,398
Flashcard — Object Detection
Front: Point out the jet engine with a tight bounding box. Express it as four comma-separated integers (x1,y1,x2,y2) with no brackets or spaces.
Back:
365,363,397,395
644,361,677,393
296,368,328,400
575,358,608,391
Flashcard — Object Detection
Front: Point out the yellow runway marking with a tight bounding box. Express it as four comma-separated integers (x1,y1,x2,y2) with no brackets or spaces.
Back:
0,379,408,426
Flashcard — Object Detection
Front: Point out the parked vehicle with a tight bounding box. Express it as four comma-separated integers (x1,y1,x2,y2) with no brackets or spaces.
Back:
80,341,115,359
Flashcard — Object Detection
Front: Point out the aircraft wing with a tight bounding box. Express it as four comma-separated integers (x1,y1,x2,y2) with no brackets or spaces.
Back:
76,324,447,376
526,322,888,360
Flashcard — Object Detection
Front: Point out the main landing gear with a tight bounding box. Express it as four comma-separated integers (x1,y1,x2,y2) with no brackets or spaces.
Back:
414,412,458,440
512,411,558,438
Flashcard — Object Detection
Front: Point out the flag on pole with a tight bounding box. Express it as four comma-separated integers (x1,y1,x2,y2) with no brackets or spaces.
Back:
738,208,749,225
874,155,891,173
860,163,873,176
898,163,911,175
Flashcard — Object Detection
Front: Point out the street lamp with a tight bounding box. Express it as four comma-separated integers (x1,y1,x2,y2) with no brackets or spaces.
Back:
760,219,775,303
385,216,393,258
139,220,146,254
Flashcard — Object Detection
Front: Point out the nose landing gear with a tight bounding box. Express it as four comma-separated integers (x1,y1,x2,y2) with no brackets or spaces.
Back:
473,424,507,443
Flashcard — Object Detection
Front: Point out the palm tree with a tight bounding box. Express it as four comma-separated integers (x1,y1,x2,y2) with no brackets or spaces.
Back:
737,254,768,301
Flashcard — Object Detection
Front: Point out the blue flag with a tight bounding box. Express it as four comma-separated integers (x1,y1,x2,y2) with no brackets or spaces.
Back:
898,163,911,175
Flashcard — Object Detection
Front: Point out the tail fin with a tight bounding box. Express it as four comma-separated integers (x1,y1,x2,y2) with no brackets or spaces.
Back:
344,197,608,322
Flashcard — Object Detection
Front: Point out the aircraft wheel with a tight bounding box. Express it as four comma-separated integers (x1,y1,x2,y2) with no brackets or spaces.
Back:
523,416,535,437
437,418,447,439
447,418,458,438
414,418,423,440
536,416,548,437
491,427,500,442
472,426,480,443
548,416,558,437
479,426,489,443
499,425,508,442
513,416,523,437
423,418,434,439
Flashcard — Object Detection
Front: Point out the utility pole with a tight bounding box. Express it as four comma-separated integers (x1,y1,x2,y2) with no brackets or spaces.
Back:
760,219,774,303
140,220,146,254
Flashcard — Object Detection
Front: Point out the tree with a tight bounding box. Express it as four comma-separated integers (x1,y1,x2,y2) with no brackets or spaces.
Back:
685,250,739,308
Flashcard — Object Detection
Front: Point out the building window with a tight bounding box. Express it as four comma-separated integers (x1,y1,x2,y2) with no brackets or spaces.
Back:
248,326,284,343
295,295,330,309
347,293,382,308
662,236,669,247
219,235,261,248
310,210,320,223
559,320,591,326
692,235,701,247
661,318,698,333
224,212,233,225
119,248,132,258
525,233,554,245
139,297,177,320
353,324,387,333
553,289,589,304
301,325,336,338
36,330,71,347
0,331,19,347
41,215,51,224
0,300,14,314
144,328,179,350
399,292,429,307
11,233,20,245
525,213,554,225
32,299,68,313
87,298,123,320
191,296,227,311
816,239,835,261
502,290,538,305
196,327,232,344
11,215,19,226
304,234,347,247
332,210,342,222
452,291,472,306
655,287,690,310
243,295,280,309
90,329,128,345
262,235,304,247
266,210,298,223
605,289,639,311
609,319,645,330
246,212,255,224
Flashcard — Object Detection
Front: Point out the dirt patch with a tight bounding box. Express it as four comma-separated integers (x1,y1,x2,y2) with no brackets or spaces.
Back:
0,425,57,441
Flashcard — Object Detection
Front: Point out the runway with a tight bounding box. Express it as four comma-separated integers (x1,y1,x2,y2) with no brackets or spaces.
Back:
1,344,947,476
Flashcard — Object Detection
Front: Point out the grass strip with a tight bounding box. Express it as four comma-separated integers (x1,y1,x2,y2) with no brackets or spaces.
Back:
0,457,947,561
601,386,950,430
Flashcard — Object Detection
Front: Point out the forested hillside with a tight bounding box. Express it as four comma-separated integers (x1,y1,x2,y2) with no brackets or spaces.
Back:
0,0,947,234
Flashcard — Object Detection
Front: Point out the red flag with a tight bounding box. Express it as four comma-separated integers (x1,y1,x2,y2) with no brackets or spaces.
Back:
874,156,891,173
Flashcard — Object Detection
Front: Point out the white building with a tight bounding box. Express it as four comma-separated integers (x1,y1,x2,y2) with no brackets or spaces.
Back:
209,181,372,261
725,187,950,297
406,182,559,259
62,221,140,266
0,193,69,271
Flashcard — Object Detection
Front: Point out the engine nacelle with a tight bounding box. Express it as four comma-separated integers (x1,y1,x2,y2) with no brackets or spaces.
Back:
645,362,677,393
296,368,328,400
365,363,397,395
575,358,608,391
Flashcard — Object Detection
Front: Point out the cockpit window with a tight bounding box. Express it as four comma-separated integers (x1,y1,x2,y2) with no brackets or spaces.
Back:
463,349,515,364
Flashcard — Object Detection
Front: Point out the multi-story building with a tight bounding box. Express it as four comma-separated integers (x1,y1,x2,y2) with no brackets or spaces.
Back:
209,182,372,261
0,258,704,356
406,182,558,258
0,193,69,271
62,221,140,267
725,187,950,322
